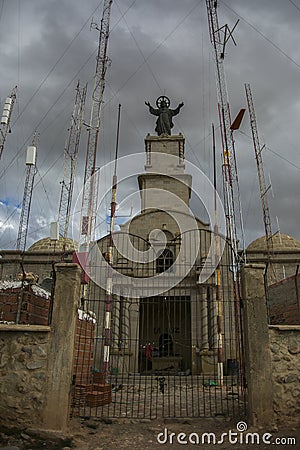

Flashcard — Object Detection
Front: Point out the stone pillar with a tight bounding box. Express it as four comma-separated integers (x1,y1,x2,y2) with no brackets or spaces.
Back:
241,264,275,427
43,263,81,432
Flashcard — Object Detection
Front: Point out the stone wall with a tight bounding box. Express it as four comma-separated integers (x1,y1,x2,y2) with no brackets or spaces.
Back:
0,325,51,427
0,263,82,432
269,325,300,427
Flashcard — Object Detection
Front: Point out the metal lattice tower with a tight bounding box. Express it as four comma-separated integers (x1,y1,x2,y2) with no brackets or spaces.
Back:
16,134,38,252
80,0,113,248
205,0,245,267
245,83,273,255
58,82,87,239
0,86,17,161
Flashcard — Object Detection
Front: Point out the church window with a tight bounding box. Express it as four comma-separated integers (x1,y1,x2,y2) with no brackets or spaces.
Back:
156,248,174,273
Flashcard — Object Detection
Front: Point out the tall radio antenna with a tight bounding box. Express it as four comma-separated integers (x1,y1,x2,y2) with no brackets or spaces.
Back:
205,0,246,388
205,0,245,269
16,133,39,253
58,81,87,240
245,83,274,259
0,86,17,161
80,0,113,250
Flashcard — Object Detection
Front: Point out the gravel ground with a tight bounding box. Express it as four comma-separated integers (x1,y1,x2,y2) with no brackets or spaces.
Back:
1,418,298,450
71,417,299,450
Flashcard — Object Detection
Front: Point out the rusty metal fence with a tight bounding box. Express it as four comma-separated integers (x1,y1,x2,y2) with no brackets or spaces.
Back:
71,229,246,419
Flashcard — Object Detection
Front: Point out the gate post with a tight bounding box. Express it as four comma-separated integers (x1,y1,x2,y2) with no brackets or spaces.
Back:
43,263,81,431
241,263,275,428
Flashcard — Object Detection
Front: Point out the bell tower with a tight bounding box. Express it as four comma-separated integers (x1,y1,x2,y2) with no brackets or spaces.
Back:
138,133,192,213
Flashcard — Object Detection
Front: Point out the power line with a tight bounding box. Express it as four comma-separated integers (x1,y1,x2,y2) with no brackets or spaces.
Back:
106,0,202,163
243,173,258,230
11,1,104,128
0,2,141,236
1,221,49,250
0,0,4,23
2,0,202,248
185,124,221,171
102,1,202,147
238,130,300,170
0,0,138,180
288,0,300,14
36,167,54,214
0,148,63,235
221,0,300,71
0,204,87,249
110,0,202,101
114,0,162,92
0,54,92,179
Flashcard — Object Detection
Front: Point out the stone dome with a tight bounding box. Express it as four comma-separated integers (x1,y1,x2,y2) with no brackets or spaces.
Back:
27,237,76,253
247,233,300,252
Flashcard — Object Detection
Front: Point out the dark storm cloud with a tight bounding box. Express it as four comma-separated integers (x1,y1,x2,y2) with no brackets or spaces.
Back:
0,0,299,250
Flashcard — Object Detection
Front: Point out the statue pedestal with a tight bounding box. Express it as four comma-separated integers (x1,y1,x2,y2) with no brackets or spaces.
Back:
152,356,182,372
138,134,191,213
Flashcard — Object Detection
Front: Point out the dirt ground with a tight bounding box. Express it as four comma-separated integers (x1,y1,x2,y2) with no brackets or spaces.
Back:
1,417,299,450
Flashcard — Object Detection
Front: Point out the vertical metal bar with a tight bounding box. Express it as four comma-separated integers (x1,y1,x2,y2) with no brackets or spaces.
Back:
103,105,122,381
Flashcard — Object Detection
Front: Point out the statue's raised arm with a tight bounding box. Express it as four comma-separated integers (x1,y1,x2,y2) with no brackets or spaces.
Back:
145,96,184,136
145,101,160,117
171,102,184,116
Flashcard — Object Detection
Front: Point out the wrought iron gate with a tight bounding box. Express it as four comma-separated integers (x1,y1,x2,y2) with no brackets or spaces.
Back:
71,229,246,419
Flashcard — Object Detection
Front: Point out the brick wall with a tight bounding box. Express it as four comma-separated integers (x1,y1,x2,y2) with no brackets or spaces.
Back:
0,282,51,325
268,274,300,325
73,310,95,385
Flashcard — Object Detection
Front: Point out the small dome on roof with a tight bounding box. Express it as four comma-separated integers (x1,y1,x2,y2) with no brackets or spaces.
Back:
247,233,300,252
27,237,76,253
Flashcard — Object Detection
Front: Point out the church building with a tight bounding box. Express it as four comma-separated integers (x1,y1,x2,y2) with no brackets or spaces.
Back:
90,128,239,379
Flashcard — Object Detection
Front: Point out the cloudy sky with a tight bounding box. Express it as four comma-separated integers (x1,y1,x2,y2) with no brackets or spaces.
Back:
0,0,299,251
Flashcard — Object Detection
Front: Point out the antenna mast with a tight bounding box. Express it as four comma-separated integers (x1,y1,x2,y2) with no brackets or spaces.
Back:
103,104,121,380
205,0,244,267
58,81,87,239
80,0,113,249
0,86,17,161
245,83,273,257
16,133,38,252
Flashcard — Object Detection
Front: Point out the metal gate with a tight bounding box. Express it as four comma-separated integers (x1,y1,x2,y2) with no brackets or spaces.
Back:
71,229,246,419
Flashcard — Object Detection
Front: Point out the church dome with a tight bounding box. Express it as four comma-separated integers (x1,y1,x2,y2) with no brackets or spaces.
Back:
27,237,76,253
247,233,300,252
